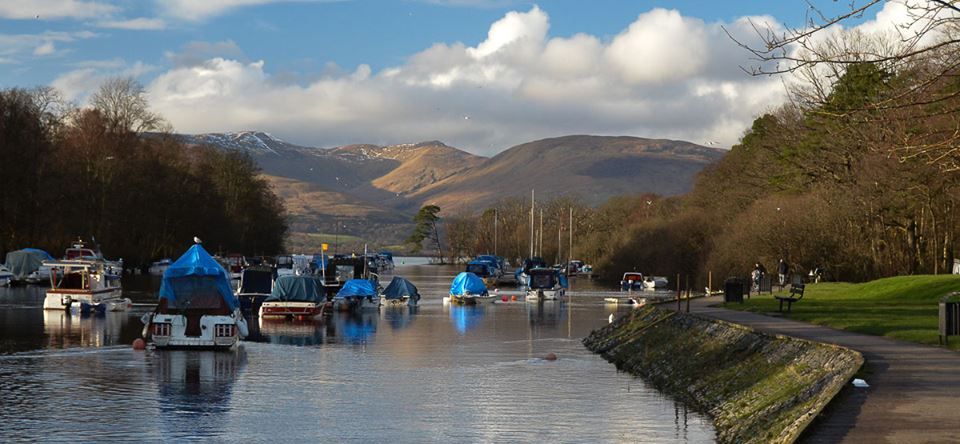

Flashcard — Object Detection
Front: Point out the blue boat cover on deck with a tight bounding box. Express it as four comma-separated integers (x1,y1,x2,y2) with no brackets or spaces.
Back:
335,279,377,299
382,276,419,300
160,244,238,311
266,275,325,303
450,272,488,296
3,249,54,279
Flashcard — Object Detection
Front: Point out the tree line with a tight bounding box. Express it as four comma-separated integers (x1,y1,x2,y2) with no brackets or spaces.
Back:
437,5,960,285
0,79,287,268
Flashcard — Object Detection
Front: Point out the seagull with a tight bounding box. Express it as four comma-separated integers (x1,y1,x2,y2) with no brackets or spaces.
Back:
608,313,614,324
193,236,202,244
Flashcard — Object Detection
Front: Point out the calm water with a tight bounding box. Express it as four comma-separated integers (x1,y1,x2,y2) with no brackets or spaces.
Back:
0,263,714,442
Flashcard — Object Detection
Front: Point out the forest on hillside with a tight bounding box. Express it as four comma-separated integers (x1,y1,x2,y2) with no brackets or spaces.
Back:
0,79,287,267
440,2,960,285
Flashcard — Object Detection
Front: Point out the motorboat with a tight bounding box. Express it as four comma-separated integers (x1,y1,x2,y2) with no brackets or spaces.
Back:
4,248,55,284
380,276,420,307
148,258,172,276
377,252,395,273
333,279,381,311
141,243,248,349
274,255,295,277
448,272,490,305
515,257,547,288
43,259,129,313
0,265,13,286
525,267,568,302
643,276,669,290
322,256,375,294
465,260,498,286
56,239,123,282
474,255,504,277
620,272,644,291
259,274,327,320
237,265,276,315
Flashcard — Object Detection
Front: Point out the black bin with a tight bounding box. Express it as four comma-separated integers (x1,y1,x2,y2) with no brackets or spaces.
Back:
724,277,744,303
940,295,960,344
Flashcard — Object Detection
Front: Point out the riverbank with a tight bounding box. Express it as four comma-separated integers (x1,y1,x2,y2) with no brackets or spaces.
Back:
583,306,862,444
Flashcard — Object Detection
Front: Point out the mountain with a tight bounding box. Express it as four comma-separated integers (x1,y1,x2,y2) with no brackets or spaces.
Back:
411,135,725,210
171,132,726,250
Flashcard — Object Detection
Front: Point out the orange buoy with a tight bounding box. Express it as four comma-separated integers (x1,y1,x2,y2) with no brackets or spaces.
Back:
132,338,146,350
544,352,558,361
511,295,517,301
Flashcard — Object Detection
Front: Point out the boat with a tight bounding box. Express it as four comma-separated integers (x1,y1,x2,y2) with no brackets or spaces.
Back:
141,243,248,349
274,254,296,277
380,276,420,307
474,255,504,277
55,239,123,282
0,265,13,286
448,272,490,305
620,272,644,291
4,248,55,284
259,274,327,320
42,258,129,313
237,265,276,315
148,258,172,276
524,267,568,302
224,253,246,281
516,257,548,288
333,279,381,311
377,252,395,272
643,276,669,289
322,256,374,294
465,260,498,286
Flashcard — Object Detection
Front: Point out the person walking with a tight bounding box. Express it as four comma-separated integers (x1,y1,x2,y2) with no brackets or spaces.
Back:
752,263,763,292
777,259,789,288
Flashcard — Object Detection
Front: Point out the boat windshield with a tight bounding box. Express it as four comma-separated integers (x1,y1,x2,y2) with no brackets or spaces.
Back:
530,272,556,289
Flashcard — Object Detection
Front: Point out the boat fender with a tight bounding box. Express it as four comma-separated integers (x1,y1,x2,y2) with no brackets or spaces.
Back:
237,317,249,339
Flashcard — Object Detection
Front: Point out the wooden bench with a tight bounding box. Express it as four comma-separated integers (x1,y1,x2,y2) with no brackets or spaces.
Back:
775,284,805,313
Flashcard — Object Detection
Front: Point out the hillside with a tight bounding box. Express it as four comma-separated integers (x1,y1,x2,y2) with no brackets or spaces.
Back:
172,132,725,249
413,135,725,210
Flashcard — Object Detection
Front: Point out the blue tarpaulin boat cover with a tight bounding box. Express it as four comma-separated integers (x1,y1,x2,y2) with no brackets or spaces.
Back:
266,275,325,303
159,244,238,311
450,272,488,296
382,276,419,301
335,279,377,299
3,248,54,279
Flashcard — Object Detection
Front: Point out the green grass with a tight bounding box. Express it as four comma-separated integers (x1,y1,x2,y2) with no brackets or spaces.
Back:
723,275,960,350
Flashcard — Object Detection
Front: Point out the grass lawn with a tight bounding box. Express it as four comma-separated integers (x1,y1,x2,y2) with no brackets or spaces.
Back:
723,275,960,351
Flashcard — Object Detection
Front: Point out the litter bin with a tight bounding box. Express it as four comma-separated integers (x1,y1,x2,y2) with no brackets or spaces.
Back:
940,293,960,344
724,277,744,303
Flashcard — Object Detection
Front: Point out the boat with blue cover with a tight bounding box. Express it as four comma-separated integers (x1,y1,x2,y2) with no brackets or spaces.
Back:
259,274,327,320
380,276,420,307
465,260,498,286
525,267,568,301
334,279,381,311
141,242,248,349
448,272,490,305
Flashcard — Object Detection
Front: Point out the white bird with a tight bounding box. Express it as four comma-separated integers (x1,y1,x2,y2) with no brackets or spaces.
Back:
608,313,614,324
193,236,202,244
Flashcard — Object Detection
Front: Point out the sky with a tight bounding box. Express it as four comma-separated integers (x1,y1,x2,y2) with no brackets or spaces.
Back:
0,0,897,155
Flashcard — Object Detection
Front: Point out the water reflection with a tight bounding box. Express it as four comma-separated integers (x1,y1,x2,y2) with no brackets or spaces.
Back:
380,305,418,330
43,310,129,349
447,304,484,334
151,349,247,440
331,311,378,344
525,300,566,327
252,317,331,346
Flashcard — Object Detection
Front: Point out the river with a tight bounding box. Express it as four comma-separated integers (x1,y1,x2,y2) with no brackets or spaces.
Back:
0,261,714,442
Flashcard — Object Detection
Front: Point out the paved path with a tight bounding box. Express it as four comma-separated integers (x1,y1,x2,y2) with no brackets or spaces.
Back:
688,296,960,444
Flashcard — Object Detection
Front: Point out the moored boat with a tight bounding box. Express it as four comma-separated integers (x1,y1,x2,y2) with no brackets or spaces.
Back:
524,267,568,302
620,272,644,291
4,248,55,285
333,279,381,311
259,274,327,320
0,265,13,286
141,243,248,349
237,265,276,315
643,276,669,289
448,272,490,305
380,276,420,307
465,260,498,287
43,259,129,313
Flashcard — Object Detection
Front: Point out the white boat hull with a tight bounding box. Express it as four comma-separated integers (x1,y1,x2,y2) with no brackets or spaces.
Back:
146,312,247,349
525,288,565,301
259,301,325,319
43,287,128,312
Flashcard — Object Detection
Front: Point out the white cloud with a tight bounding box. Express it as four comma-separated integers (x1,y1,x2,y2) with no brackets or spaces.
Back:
156,0,337,22
96,17,167,30
0,31,97,60
605,9,708,84
0,0,116,20
33,41,55,56
51,61,155,103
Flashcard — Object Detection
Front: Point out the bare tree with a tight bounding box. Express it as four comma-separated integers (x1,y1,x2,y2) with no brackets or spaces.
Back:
90,77,166,134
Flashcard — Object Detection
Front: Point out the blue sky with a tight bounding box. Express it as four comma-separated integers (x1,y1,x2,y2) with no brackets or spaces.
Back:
0,1,888,154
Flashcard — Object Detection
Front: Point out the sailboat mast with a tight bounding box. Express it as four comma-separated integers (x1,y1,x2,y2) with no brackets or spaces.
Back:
530,190,535,258
538,209,543,257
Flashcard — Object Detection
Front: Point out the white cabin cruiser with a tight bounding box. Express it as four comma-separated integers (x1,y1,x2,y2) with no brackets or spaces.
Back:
43,259,129,313
141,243,248,349
524,267,568,302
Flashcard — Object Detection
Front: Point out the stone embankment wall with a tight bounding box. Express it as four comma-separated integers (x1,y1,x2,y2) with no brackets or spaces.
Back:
583,306,863,444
